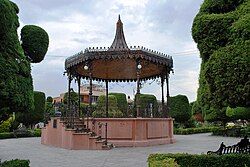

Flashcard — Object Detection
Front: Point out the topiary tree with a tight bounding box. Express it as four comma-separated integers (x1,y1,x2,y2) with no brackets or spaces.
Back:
192,0,250,122
21,25,49,63
46,96,53,103
135,94,159,117
191,101,204,122
169,95,192,124
63,90,78,105
0,0,49,121
32,91,46,124
92,95,123,118
109,93,128,117
16,91,45,126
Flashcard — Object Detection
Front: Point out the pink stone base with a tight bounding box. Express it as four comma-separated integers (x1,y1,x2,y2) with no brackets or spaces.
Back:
90,118,175,147
41,117,175,150
110,138,175,147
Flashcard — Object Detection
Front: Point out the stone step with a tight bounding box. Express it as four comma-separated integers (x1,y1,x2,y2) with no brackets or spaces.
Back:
89,135,102,141
102,143,113,150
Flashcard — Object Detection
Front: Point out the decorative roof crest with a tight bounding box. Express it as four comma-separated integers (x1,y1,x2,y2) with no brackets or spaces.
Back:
109,15,129,51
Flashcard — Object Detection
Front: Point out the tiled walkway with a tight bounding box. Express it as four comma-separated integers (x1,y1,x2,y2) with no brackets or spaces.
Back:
0,133,240,167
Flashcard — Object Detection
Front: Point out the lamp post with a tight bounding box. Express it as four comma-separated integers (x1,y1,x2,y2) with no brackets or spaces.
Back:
166,72,170,117
67,72,72,128
136,60,142,117
105,80,108,145
84,63,92,130
77,76,81,118
161,74,165,118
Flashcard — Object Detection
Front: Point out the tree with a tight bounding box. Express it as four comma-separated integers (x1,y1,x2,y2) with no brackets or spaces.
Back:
32,91,45,123
92,95,123,118
21,25,49,63
192,0,250,122
169,95,192,124
226,106,250,121
46,96,53,103
0,0,49,121
63,90,78,105
135,94,159,117
191,101,204,122
109,93,128,117
16,91,45,126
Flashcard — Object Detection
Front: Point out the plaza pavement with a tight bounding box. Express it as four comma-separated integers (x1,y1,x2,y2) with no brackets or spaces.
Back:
0,133,240,167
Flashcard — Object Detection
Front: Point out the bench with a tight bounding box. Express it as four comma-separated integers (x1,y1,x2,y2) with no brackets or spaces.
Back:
207,142,250,155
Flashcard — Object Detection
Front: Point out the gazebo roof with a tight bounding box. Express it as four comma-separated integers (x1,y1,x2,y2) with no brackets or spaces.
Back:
65,16,173,82
109,15,129,51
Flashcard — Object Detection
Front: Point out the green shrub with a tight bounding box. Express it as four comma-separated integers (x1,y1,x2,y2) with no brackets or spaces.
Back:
191,0,250,123
21,25,49,63
148,153,250,167
0,132,15,139
0,117,13,133
174,127,218,135
31,129,41,137
199,0,244,14
13,129,33,138
46,96,53,103
0,159,30,167
212,126,250,137
191,101,202,115
33,91,46,123
45,101,54,116
169,95,191,124
63,90,78,105
0,128,41,139
109,93,128,117
16,91,45,126
226,106,250,120
135,94,159,117
92,95,123,118
148,157,179,167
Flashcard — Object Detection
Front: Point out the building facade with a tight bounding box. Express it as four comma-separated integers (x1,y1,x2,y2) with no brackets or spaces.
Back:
53,84,105,104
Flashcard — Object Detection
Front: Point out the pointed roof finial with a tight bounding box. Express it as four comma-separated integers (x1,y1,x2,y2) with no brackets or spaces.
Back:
109,15,129,51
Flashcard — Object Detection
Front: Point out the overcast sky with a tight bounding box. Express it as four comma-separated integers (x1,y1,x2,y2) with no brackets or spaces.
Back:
12,0,203,102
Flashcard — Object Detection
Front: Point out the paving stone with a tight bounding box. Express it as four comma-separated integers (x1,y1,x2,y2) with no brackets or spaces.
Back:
0,133,240,167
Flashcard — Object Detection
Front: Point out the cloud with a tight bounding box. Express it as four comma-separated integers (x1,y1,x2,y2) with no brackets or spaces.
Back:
12,0,203,102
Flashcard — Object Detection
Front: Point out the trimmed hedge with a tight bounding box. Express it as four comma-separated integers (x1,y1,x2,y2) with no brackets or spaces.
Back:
46,96,53,103
169,95,191,123
212,126,250,137
174,127,218,135
0,132,15,139
0,159,30,167
16,91,46,126
0,129,41,139
109,93,128,117
33,91,46,123
135,94,159,117
148,153,250,167
92,95,123,118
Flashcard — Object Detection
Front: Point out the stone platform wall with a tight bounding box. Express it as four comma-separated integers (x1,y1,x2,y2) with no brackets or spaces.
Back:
41,117,175,149
89,118,175,147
